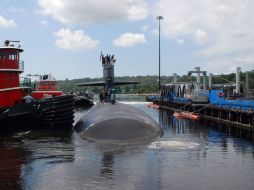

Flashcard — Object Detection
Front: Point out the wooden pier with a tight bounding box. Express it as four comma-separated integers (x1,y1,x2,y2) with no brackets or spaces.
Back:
155,100,254,140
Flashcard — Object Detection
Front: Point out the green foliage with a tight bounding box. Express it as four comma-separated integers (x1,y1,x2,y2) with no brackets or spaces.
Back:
56,70,254,94
211,71,254,89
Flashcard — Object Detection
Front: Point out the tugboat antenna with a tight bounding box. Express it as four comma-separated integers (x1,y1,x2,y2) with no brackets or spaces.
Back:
27,74,40,77
4,40,20,46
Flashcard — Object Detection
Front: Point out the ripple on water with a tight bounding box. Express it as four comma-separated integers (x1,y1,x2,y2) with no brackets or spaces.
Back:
148,140,201,151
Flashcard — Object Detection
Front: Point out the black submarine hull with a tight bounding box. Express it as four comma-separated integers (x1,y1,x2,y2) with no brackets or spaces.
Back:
75,103,163,144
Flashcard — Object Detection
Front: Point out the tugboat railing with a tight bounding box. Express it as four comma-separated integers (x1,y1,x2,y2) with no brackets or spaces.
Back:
19,60,24,72
20,77,31,88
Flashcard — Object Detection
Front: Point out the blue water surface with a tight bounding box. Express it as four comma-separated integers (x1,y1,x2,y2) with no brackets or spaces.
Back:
0,98,253,190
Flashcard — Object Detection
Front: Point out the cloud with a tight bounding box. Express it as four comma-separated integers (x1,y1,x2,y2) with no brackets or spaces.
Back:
0,15,16,28
153,0,254,56
54,28,99,50
113,33,146,47
194,29,208,45
196,53,254,74
234,56,254,65
37,0,148,24
234,56,254,71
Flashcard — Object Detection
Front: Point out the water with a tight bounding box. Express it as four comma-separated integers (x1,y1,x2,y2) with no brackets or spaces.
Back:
0,99,254,190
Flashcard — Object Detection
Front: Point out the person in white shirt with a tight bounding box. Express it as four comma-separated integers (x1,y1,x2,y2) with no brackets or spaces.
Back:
23,93,34,103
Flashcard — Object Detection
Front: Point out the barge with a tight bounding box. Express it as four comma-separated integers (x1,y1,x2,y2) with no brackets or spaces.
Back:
153,67,254,139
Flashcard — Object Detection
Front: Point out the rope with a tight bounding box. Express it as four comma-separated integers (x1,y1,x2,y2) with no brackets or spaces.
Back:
174,102,189,112
192,96,220,113
212,74,234,84
174,94,220,114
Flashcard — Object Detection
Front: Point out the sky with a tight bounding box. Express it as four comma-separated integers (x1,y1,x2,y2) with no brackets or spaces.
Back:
0,0,253,80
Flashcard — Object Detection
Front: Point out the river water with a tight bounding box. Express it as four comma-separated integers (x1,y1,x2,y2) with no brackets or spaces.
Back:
0,99,254,190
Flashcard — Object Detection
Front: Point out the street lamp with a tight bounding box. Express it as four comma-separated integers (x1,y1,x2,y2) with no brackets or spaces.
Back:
157,15,163,91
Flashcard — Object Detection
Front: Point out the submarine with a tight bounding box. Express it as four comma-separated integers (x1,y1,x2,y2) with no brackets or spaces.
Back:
74,54,163,144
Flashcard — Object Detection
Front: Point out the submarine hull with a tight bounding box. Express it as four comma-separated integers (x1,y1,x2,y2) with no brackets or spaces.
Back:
75,103,163,144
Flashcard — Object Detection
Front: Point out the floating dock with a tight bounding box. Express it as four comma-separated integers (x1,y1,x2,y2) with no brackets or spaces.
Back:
154,95,254,140
152,67,254,140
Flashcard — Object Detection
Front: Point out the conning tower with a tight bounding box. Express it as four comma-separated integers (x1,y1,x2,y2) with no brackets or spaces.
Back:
77,53,139,102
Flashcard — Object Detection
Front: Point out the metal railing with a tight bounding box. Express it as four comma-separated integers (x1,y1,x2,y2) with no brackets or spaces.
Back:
20,77,31,88
19,60,24,72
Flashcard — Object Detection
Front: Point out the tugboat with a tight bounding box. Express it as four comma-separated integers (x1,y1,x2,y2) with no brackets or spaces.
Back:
0,40,75,128
28,73,94,108
29,73,64,99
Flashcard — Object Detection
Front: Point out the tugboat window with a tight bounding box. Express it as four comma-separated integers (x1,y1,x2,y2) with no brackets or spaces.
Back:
1,53,6,59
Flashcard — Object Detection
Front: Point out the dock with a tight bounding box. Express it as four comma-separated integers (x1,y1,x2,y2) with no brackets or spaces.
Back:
154,100,254,140
151,67,254,140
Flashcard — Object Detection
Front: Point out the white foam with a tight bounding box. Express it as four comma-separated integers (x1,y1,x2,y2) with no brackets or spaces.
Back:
148,140,201,151
119,101,149,105
13,131,31,138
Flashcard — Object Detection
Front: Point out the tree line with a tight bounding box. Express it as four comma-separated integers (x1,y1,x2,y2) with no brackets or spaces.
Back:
57,71,254,94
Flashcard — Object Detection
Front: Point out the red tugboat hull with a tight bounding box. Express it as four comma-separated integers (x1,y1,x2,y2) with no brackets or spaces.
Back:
32,91,63,99
30,74,64,100
0,88,25,107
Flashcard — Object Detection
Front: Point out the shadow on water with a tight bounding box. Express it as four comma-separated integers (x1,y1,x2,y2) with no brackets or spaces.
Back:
100,153,114,180
0,128,74,190
157,109,254,155
0,144,26,190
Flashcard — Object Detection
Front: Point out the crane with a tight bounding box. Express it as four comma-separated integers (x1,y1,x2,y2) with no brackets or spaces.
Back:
188,67,207,90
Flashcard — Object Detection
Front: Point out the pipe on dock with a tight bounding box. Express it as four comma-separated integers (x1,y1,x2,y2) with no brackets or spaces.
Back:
236,67,241,94
203,76,206,90
195,67,201,90
173,73,177,83
209,73,212,89
246,72,249,99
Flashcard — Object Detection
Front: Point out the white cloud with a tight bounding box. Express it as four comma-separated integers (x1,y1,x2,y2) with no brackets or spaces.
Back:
37,0,148,24
234,56,254,71
234,56,254,64
194,29,208,45
197,53,254,74
0,15,16,28
113,33,146,47
54,28,99,50
153,0,254,56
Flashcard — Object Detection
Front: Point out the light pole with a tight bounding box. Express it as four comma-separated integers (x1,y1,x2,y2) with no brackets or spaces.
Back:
157,15,163,92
